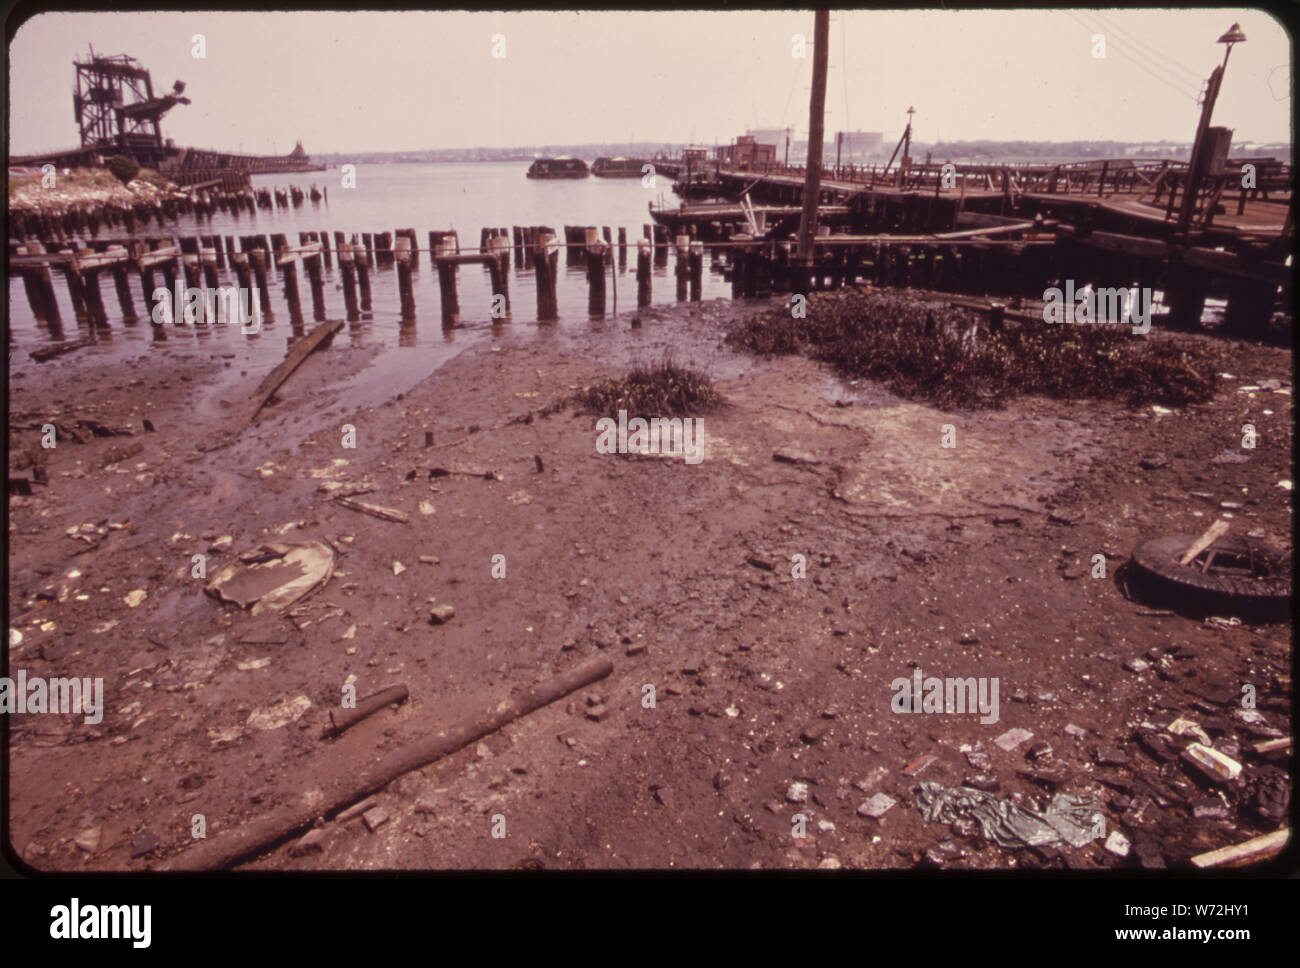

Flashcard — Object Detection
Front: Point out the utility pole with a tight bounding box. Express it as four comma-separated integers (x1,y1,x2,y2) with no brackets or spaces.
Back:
795,9,830,271
785,126,791,167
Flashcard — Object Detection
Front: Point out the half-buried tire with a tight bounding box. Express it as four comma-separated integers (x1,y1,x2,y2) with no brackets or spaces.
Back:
1129,534,1291,619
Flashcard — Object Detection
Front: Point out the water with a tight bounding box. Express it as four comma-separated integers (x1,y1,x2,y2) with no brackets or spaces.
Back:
8,162,732,400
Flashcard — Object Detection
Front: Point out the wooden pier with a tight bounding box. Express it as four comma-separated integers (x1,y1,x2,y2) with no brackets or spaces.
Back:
8,193,1291,347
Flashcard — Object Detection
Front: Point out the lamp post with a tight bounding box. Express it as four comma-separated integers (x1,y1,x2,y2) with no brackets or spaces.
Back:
1176,23,1246,235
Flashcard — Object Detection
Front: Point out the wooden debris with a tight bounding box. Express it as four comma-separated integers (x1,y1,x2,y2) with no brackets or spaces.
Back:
248,319,345,424
1178,518,1230,566
333,495,409,524
157,656,614,871
29,338,94,362
325,685,410,738
1254,737,1290,754
1190,829,1289,868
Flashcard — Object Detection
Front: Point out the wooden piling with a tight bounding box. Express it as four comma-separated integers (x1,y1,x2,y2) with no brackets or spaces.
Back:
675,234,690,301
636,239,652,308
59,253,90,324
487,235,511,321
82,269,109,327
434,235,460,327
304,251,327,322
586,235,607,317
689,241,703,301
355,246,372,311
249,249,273,321
618,227,628,269
397,229,417,270
111,264,136,322
533,229,559,322
339,243,360,320
279,247,304,323
395,236,416,319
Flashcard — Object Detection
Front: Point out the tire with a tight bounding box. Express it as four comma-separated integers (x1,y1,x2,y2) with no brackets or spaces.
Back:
1130,534,1291,616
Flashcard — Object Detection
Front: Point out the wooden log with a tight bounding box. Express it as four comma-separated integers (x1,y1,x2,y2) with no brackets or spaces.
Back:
325,684,409,738
636,239,652,307
247,319,345,424
156,656,613,871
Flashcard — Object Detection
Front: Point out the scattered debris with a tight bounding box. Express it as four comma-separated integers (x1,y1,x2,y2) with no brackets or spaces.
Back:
915,781,1103,850
245,695,313,731
206,541,334,615
1104,830,1131,857
248,319,345,424
333,495,410,524
30,338,95,363
993,727,1033,752
428,604,456,625
1190,829,1289,868
857,793,897,818
1180,743,1242,783
325,685,409,738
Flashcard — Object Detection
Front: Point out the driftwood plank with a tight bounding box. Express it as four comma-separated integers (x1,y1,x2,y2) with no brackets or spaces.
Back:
333,495,409,524
157,656,614,871
248,319,344,424
1190,829,1289,868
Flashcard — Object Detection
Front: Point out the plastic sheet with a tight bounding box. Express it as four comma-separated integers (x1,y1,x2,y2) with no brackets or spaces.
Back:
915,781,1103,849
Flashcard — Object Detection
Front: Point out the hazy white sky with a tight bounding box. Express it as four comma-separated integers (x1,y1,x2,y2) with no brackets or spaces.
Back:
8,9,1292,156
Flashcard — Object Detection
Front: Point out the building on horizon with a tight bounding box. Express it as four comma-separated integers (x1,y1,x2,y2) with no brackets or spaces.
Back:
834,130,884,160
746,127,792,164
716,134,777,169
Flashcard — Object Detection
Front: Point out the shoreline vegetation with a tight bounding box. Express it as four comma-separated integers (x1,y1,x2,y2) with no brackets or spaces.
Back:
726,289,1225,410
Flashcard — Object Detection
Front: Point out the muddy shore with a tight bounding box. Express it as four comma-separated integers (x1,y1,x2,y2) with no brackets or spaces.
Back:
6,295,1291,871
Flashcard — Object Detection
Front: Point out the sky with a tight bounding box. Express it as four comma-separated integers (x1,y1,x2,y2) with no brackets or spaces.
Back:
8,9,1293,156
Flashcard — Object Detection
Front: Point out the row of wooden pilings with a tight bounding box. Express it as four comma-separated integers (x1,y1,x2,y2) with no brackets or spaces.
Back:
10,221,710,332
13,221,1067,336
6,186,266,242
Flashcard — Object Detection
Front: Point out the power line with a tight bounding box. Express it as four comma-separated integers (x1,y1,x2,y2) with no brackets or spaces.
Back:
1091,10,1206,84
1067,10,1200,102
1070,9,1202,97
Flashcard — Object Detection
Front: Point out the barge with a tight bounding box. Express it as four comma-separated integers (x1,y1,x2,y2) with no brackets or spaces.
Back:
591,156,645,178
526,156,590,179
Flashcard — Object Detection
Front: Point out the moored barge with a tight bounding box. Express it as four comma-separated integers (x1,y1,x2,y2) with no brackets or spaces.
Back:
591,156,645,178
526,156,590,179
